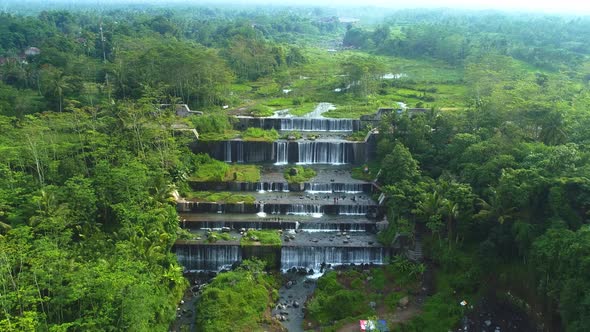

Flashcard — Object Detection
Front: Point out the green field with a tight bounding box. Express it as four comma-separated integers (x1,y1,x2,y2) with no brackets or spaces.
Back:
224,48,468,119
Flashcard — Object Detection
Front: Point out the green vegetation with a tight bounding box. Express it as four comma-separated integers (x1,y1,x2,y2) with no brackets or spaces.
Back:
191,115,239,141
282,131,303,140
399,246,476,331
189,154,230,182
1,3,590,331
284,166,317,183
191,114,234,134
347,127,370,141
0,106,187,330
207,231,235,243
222,165,262,182
351,164,378,181
189,154,261,182
240,230,282,246
196,259,280,332
184,191,256,204
249,104,275,117
306,261,423,330
374,49,590,331
289,103,316,116
241,128,280,142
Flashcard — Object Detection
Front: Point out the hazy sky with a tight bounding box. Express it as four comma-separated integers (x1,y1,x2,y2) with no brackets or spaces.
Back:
4,0,590,15
216,0,590,14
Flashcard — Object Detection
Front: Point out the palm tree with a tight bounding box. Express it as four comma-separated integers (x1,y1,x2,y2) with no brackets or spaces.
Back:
474,189,516,224
415,191,445,219
414,191,446,243
443,200,459,247
51,71,70,112
43,69,71,112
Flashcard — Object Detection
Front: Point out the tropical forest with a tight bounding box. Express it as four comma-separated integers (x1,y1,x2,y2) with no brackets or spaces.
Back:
0,1,589,331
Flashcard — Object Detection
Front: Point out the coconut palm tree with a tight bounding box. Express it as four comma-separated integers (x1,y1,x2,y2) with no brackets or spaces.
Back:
474,188,516,224
50,71,70,112
443,200,459,247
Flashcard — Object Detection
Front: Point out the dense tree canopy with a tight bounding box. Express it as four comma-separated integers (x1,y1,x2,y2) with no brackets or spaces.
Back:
0,3,589,331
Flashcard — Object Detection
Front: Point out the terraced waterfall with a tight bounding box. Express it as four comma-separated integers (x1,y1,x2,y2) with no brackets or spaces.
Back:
175,104,387,271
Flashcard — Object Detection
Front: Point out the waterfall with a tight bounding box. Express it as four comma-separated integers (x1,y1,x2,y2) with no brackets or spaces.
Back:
306,183,332,193
300,223,368,232
251,182,290,193
338,183,364,194
338,205,368,216
257,203,267,218
236,141,244,163
223,141,245,163
274,141,288,165
271,182,289,192
287,204,323,218
378,193,386,205
297,141,349,165
306,183,365,193
280,118,353,132
224,141,232,162
281,246,384,270
175,245,241,271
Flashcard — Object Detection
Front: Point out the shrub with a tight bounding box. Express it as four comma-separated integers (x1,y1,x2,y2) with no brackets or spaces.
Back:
196,260,278,332
249,104,274,117
241,128,279,141
240,230,282,246
191,114,234,134
284,166,316,183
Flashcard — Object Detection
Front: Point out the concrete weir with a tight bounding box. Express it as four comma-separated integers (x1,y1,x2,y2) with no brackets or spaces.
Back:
173,232,387,271
174,107,389,272
191,139,369,165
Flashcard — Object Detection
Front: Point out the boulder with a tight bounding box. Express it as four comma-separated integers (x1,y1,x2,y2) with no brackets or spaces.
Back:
398,296,410,307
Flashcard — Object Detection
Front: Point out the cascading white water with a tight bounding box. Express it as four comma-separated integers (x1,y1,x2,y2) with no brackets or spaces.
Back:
236,141,244,163
280,246,384,270
274,141,288,165
378,193,386,205
175,245,241,271
280,118,353,132
287,204,323,218
301,223,368,232
306,183,365,194
338,205,369,216
297,141,349,165
224,141,232,162
257,203,267,218
305,183,332,193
